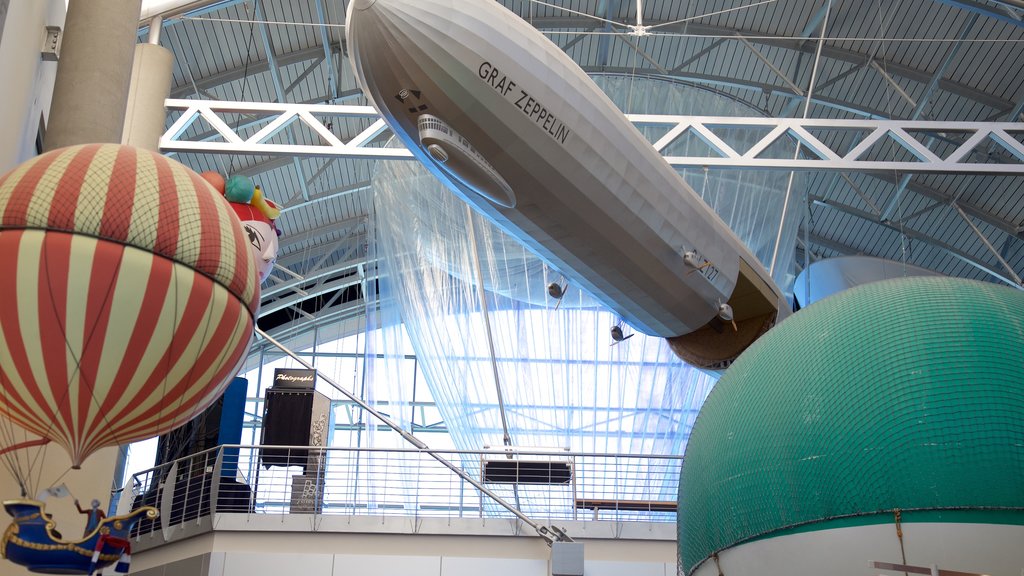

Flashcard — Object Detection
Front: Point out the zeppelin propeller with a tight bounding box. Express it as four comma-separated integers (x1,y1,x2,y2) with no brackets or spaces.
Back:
347,0,788,369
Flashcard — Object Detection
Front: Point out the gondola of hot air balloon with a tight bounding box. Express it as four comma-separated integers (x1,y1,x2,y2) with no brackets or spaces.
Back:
0,144,260,573
2,499,157,574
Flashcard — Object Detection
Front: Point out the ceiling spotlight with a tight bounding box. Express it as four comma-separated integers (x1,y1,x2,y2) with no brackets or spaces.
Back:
610,324,634,344
717,302,738,332
548,279,569,311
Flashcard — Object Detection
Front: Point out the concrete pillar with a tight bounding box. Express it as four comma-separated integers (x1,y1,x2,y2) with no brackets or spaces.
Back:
43,0,143,151
0,0,10,46
122,42,174,151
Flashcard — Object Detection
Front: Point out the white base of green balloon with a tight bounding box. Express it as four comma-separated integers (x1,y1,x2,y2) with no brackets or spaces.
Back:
688,522,1024,576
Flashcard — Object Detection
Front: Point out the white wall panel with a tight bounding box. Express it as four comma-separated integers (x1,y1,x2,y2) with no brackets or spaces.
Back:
221,553,335,576
440,556,548,576
333,554,441,576
583,560,670,576
0,0,64,171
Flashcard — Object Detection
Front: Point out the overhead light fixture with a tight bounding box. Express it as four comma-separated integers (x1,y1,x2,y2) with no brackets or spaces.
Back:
611,324,634,344
548,279,569,310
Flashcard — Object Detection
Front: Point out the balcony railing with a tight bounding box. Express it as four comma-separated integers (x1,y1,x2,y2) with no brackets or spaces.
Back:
124,445,683,541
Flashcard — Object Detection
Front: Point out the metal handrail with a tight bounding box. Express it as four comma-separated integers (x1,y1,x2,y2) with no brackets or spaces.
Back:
125,443,683,542
189,444,684,459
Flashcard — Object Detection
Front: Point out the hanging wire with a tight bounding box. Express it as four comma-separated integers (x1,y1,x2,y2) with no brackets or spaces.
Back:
535,30,1023,43
769,0,832,277
647,0,779,30
152,261,182,476
27,234,134,495
0,365,34,492
25,241,98,493
870,0,912,274
623,0,647,115
227,0,262,175
0,417,38,497
897,178,910,273
523,0,620,27
178,7,1024,44
182,15,346,28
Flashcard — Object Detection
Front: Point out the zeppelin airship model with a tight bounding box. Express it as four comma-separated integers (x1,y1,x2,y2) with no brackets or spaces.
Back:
347,0,788,369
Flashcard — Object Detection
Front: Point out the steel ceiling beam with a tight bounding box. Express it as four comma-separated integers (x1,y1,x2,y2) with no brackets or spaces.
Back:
736,35,805,97
314,0,339,101
1000,93,1024,122
952,202,1023,284
163,15,1014,117
284,54,326,97
592,67,893,118
670,38,727,75
254,0,311,200
525,17,1014,111
275,243,367,278
913,15,979,120
879,14,980,222
595,0,621,67
161,100,1024,174
804,229,862,256
255,299,368,349
862,172,1022,238
618,34,669,75
931,0,1024,27
810,194,1022,287
797,3,831,48
837,173,883,216
260,273,368,318
281,180,373,214
274,245,356,276
893,199,944,225
169,44,332,98
277,215,366,251
870,60,924,113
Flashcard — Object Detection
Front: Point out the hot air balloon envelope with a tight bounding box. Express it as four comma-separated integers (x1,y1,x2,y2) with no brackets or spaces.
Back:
0,144,259,467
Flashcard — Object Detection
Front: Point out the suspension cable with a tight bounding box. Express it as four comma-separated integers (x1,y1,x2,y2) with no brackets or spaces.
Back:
255,327,571,544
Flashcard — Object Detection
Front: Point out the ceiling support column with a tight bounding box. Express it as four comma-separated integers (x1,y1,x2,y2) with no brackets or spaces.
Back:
44,0,143,150
123,17,174,151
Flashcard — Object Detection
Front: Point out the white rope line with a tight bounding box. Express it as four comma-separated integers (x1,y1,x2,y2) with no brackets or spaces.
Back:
539,30,1024,43
181,15,346,28
523,0,621,27
176,12,1024,44
648,0,779,30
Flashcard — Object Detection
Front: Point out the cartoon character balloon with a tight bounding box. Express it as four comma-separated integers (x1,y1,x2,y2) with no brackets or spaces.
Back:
200,172,281,283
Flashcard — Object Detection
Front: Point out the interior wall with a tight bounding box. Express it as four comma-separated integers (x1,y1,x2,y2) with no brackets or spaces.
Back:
129,530,677,576
0,0,10,46
0,0,65,172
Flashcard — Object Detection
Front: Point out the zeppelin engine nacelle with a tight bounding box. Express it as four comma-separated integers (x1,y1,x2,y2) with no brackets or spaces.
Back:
347,0,788,369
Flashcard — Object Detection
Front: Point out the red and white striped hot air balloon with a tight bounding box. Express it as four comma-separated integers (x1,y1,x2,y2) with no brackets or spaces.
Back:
0,144,260,468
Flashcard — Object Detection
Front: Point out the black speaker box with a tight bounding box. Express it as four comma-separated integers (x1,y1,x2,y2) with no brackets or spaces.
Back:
259,388,330,471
